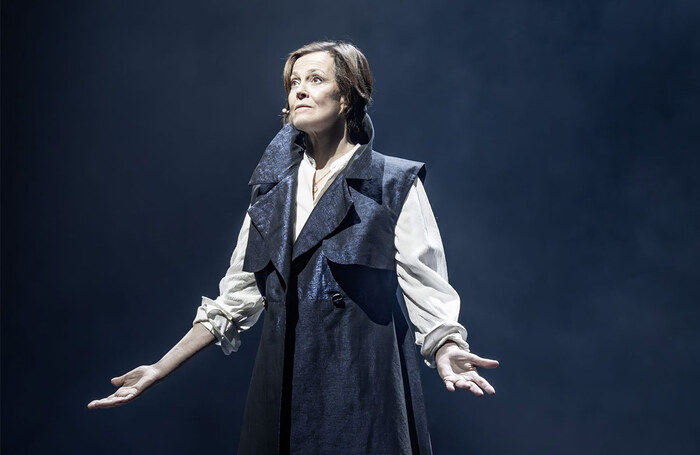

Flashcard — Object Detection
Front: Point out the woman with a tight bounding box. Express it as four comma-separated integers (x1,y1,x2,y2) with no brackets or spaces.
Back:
88,40,498,454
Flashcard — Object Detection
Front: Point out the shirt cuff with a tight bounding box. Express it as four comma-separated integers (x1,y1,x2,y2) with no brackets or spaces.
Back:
418,322,469,368
193,297,242,355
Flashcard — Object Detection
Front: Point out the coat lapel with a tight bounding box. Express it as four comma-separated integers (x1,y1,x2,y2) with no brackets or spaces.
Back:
248,123,304,186
247,169,297,286
246,124,304,286
247,115,379,273
291,116,377,261
291,170,354,261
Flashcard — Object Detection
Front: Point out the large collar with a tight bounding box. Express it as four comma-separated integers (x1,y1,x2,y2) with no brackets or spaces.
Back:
248,114,376,185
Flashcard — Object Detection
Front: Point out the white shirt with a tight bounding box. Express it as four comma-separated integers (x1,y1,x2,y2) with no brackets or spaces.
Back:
194,146,469,367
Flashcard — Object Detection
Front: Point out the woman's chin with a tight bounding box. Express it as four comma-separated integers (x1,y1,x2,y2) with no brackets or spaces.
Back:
291,117,343,136
290,116,313,131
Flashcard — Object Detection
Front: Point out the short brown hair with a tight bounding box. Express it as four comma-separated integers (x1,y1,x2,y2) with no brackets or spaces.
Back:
282,40,373,143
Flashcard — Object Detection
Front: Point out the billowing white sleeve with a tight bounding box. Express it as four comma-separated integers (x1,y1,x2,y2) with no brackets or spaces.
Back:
395,178,470,367
193,212,265,355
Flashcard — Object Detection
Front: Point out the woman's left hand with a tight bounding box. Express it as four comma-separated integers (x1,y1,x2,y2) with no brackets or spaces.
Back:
435,341,499,396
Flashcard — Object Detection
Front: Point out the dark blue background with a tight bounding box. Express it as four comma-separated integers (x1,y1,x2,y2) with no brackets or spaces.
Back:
2,1,699,453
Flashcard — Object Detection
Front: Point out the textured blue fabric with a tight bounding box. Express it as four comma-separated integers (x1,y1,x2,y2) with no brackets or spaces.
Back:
239,115,432,455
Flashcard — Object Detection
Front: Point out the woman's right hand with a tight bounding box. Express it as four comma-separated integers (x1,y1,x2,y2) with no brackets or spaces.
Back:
87,324,216,410
87,365,162,409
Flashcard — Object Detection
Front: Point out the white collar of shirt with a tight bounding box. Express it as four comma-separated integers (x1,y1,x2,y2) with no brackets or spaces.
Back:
301,143,361,172
294,143,362,240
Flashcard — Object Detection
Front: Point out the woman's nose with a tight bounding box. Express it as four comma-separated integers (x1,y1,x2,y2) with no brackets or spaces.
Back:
295,82,309,99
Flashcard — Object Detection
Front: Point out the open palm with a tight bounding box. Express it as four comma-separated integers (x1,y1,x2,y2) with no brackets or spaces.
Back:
435,343,499,396
87,365,161,409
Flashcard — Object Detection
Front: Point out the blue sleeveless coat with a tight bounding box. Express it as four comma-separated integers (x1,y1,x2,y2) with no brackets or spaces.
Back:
238,116,433,455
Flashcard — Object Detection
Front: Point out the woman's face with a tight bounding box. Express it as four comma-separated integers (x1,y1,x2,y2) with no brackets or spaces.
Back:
288,51,346,135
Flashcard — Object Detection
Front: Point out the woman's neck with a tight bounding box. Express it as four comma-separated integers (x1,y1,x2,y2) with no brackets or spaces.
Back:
304,120,355,170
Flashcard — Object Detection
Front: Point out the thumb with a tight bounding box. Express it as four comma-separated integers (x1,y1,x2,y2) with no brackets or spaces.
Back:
111,373,126,386
466,354,500,369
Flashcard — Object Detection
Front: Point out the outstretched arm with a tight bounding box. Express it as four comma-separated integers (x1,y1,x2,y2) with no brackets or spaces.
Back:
394,177,471,365
394,178,499,395
89,212,263,409
87,322,215,409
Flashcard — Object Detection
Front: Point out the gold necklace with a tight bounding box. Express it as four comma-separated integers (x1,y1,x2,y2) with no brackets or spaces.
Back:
312,168,333,196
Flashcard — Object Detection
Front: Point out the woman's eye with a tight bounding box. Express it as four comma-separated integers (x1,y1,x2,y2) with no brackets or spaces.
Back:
312,76,323,83
291,79,300,86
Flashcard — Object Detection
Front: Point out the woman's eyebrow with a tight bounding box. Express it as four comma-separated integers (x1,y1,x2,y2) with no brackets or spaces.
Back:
291,67,327,77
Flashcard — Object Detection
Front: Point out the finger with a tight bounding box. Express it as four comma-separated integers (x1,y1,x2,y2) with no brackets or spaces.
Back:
464,354,499,369
469,374,496,395
454,378,484,397
88,391,118,407
90,397,131,409
444,379,456,392
88,392,119,409
468,381,485,397
115,386,139,398
88,393,135,409
111,374,126,386
457,369,496,394
87,386,139,409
